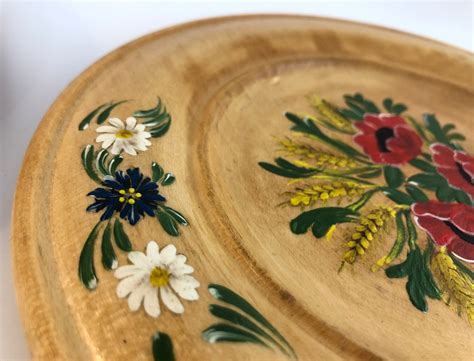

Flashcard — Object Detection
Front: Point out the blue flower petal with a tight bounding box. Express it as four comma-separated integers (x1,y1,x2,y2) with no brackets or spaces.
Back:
86,200,108,212
87,188,117,198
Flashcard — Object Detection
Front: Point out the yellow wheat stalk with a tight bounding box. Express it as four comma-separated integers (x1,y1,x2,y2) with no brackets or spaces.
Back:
431,247,474,326
287,181,373,208
278,138,359,169
343,206,402,265
310,95,353,132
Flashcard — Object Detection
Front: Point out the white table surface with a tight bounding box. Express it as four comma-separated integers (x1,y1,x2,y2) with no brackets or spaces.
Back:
0,1,472,359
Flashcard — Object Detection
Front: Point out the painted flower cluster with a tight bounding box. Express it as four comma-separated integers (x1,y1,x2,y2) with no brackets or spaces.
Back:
260,93,473,325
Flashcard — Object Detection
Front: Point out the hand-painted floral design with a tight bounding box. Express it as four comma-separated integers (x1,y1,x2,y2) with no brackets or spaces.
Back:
260,92,473,325
353,113,423,165
96,117,151,155
115,241,199,317
412,201,474,263
431,143,474,201
87,168,165,225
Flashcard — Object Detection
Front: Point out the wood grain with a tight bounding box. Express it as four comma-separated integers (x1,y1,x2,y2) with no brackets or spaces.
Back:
12,15,474,361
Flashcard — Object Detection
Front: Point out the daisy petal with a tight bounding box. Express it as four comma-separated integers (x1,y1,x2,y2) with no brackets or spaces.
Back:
114,265,142,279
128,251,151,269
160,286,184,314
126,117,137,129
135,124,146,132
170,276,200,301
111,140,124,155
169,263,194,276
159,245,177,266
109,118,124,128
116,272,146,298
144,287,160,317
123,142,137,156
127,282,148,311
96,125,119,133
146,241,161,264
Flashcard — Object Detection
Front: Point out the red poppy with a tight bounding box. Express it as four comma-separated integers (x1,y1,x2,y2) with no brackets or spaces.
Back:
353,113,423,165
430,143,474,201
412,201,474,263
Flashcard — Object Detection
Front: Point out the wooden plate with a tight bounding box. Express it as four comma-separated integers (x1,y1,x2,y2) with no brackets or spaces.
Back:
12,15,474,361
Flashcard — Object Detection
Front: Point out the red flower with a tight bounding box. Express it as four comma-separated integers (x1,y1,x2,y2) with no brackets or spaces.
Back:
430,143,474,201
412,201,474,263
353,114,422,165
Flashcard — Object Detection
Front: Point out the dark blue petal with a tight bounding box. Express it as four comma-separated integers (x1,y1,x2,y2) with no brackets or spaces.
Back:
120,203,131,219
115,170,131,189
127,205,140,225
127,168,143,189
145,193,166,202
87,188,117,199
103,178,124,191
86,200,108,212
100,204,116,221
139,180,158,192
136,200,156,217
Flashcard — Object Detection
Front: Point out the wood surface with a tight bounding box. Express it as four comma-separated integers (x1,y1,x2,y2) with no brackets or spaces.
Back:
11,15,474,361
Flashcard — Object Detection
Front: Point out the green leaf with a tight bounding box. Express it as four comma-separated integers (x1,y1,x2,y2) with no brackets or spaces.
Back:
156,209,179,236
78,102,109,130
407,173,445,190
405,185,429,202
151,162,165,182
79,222,101,290
209,305,289,356
290,207,358,237
435,185,455,202
81,145,102,183
108,155,123,175
113,218,132,252
384,212,407,262
150,120,171,138
135,98,162,118
202,323,268,347
95,149,110,177
383,166,405,188
285,113,365,158
392,103,408,115
96,100,128,124
152,332,175,361
357,168,382,179
161,173,176,186
143,112,170,127
341,93,380,118
454,190,472,205
162,206,188,226
380,188,414,205
382,98,393,112
258,160,318,179
409,158,436,173
386,245,440,312
208,284,295,357
101,222,117,270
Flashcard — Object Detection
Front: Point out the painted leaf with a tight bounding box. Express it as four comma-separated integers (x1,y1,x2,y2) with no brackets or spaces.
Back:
81,145,101,183
163,206,188,226
202,323,269,347
409,158,436,173
209,304,288,355
108,155,123,175
258,159,318,179
161,173,176,186
134,98,162,118
95,149,110,177
407,173,445,190
96,100,128,125
113,218,132,252
151,162,165,182
383,166,405,188
150,121,171,138
285,112,364,158
79,222,101,290
156,209,179,236
381,188,414,205
290,207,358,237
405,185,429,202
152,332,175,361
208,284,295,356
78,102,109,130
101,222,117,270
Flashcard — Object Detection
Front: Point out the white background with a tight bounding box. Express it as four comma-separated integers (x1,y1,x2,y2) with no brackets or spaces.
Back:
0,0,472,359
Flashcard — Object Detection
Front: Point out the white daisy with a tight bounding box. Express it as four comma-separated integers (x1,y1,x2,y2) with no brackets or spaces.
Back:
114,241,199,317
96,117,151,156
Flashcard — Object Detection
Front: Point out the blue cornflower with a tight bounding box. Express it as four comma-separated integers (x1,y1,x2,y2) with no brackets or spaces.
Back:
86,168,165,225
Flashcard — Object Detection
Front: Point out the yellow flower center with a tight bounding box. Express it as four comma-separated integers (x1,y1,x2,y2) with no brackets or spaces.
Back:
118,188,141,203
115,129,134,139
149,267,170,288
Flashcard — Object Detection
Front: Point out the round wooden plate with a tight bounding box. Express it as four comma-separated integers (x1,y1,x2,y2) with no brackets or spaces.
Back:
12,15,474,361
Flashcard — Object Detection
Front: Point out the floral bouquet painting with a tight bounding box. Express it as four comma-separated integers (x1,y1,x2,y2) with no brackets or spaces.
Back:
259,93,473,325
